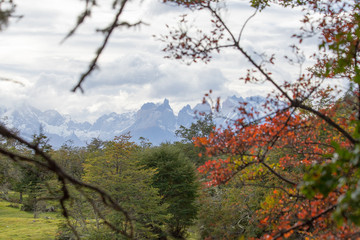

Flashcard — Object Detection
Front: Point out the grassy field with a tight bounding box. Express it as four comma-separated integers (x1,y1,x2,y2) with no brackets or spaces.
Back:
0,200,61,240
0,198,201,240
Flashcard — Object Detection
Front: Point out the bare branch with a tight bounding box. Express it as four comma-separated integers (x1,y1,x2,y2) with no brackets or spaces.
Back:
60,0,95,44
72,0,143,93
238,7,258,43
295,101,357,144
0,77,24,86
207,3,356,146
0,124,135,239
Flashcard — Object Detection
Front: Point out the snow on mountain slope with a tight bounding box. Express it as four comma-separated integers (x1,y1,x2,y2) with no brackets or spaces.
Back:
0,96,269,148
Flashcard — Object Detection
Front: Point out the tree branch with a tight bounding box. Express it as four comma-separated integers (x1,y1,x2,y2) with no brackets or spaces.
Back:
273,204,337,239
0,124,134,239
296,101,357,144
71,0,145,93
261,161,297,186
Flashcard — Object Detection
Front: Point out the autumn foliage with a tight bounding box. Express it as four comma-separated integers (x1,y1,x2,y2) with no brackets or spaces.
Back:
162,0,360,238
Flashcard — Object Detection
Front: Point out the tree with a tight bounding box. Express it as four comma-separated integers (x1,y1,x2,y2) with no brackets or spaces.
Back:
175,114,215,166
197,177,265,239
0,151,21,201
15,134,54,215
52,142,86,180
76,134,168,239
0,1,157,238
161,0,360,239
176,114,215,144
139,144,199,239
2,0,360,239
0,0,18,31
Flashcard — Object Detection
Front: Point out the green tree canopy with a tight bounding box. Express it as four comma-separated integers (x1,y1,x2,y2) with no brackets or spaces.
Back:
79,134,168,239
139,144,199,239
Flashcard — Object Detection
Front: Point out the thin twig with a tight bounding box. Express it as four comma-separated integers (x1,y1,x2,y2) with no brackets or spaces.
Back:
273,204,337,239
238,7,258,43
72,0,135,93
0,124,134,239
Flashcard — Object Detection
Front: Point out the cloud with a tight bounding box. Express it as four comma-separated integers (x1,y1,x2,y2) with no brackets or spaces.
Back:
142,1,190,17
148,63,229,98
0,0,324,123
85,54,163,90
82,53,231,104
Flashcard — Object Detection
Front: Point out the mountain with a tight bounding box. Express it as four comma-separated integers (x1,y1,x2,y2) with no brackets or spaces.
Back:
0,96,268,148
218,95,268,125
124,99,178,144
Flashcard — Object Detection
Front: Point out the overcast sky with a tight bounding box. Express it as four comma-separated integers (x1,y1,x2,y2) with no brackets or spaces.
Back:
0,0,308,122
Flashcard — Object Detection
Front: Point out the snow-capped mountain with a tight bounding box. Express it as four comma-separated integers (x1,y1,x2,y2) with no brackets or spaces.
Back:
0,96,268,148
216,95,269,126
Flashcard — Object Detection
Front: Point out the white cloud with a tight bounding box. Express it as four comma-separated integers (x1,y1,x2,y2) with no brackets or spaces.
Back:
86,54,163,89
0,0,320,122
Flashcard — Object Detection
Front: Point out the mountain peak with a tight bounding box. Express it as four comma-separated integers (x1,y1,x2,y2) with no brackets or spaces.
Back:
156,98,172,112
0,95,269,148
141,102,156,111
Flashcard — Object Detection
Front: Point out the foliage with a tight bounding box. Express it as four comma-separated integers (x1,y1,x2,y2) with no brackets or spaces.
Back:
0,154,21,201
3,0,360,239
197,181,265,239
176,114,215,144
52,142,86,180
139,144,199,239
59,134,168,239
13,134,55,213
0,0,18,31
161,0,360,238
175,114,215,166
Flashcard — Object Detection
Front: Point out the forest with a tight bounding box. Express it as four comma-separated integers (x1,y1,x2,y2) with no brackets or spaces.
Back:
0,130,202,239
1,0,360,239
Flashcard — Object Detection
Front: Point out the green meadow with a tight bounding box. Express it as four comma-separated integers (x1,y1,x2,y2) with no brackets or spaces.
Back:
0,200,60,240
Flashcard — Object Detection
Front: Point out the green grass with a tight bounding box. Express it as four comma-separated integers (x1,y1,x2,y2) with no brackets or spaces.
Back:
0,198,202,239
0,200,61,240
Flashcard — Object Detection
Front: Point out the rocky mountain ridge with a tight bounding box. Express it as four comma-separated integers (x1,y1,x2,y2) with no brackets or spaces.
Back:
0,96,267,148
